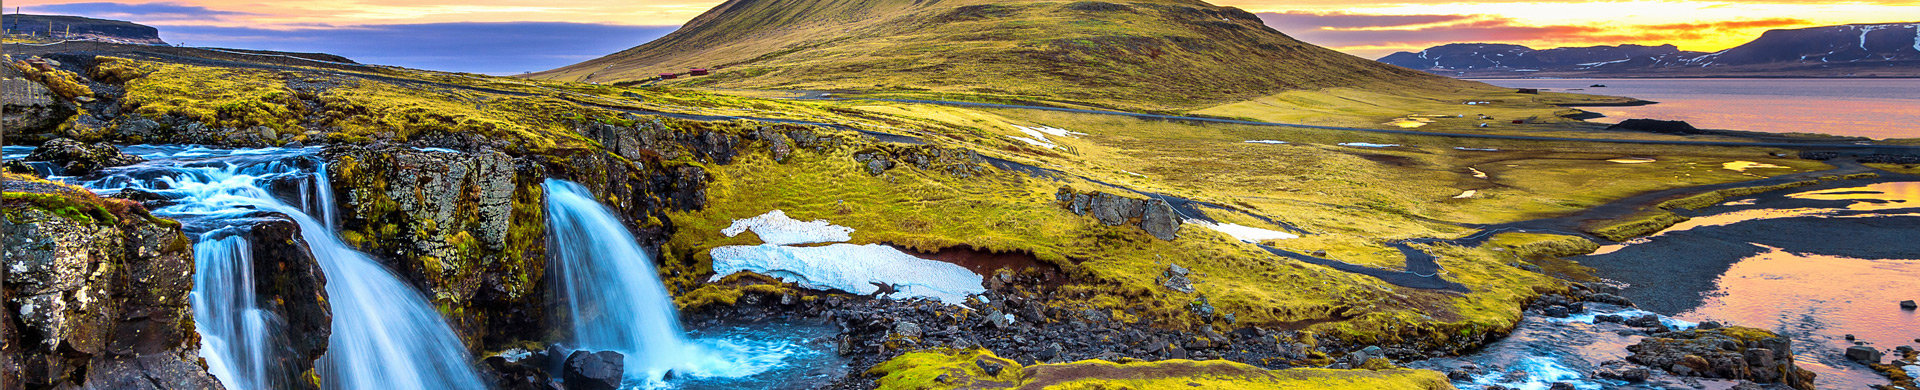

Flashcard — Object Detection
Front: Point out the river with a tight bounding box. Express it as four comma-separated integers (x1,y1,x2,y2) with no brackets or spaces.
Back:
1474,78,1920,139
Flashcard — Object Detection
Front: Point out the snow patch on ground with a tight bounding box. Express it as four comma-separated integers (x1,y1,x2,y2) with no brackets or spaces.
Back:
722,210,854,245
1455,147,1499,151
1185,219,1298,242
709,244,984,305
1244,140,1289,145
1454,190,1478,199
1339,142,1401,148
1469,167,1489,179
413,147,461,154
1006,125,1082,149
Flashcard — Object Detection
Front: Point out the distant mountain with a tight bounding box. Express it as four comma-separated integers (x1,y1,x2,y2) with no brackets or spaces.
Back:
531,0,1479,110
1,14,165,45
1378,22,1920,78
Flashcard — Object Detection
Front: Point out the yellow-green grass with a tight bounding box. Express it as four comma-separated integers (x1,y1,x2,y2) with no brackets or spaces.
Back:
1868,163,1920,175
1656,180,1823,210
661,134,1562,347
1582,210,1689,242
1482,233,1600,260
870,348,1454,390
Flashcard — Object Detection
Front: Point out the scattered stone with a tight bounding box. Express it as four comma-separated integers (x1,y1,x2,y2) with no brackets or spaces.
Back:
1697,321,1723,330
1902,300,1916,310
1162,264,1195,293
563,350,626,390
975,358,1004,377
1549,382,1576,390
1543,306,1570,318
1594,315,1624,324
893,321,923,340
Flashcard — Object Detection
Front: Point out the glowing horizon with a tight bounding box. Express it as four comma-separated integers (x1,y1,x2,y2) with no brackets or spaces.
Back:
8,0,1913,71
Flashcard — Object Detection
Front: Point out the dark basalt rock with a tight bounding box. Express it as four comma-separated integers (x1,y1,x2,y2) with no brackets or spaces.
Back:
484,355,560,390
1845,345,1883,364
563,350,626,390
241,215,332,388
23,138,146,175
1626,327,1816,390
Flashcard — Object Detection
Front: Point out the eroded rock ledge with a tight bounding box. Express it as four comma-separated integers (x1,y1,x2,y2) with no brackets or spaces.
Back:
1054,187,1182,240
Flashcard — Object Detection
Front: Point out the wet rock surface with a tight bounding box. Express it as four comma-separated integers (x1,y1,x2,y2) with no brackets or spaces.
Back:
1,180,223,389
562,350,626,390
235,215,333,388
23,138,146,175
1627,327,1817,390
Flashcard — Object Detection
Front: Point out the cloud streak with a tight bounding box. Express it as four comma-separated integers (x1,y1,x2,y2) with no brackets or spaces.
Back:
1259,10,1824,58
160,22,678,75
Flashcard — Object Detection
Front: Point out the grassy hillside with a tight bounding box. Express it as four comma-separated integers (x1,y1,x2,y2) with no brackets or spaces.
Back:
528,0,1488,111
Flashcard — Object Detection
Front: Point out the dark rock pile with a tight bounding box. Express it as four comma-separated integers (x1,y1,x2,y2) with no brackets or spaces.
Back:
1626,327,1817,390
1054,187,1182,240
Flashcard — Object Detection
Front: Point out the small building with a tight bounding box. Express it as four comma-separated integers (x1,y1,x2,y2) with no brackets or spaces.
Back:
1516,88,1540,94
688,68,709,76
658,73,679,80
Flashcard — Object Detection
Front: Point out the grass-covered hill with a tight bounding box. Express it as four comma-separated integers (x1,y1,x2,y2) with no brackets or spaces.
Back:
528,0,1487,111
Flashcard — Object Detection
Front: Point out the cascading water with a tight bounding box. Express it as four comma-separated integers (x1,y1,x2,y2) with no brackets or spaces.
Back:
70,146,485,390
544,179,813,387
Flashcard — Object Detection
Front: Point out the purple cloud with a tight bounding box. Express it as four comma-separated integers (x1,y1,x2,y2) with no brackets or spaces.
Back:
21,2,252,22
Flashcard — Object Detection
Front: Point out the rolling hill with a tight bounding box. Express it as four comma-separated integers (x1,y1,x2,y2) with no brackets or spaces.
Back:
529,0,1486,110
1,14,165,44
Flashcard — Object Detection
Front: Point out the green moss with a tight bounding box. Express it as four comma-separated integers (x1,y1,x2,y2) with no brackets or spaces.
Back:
1483,233,1599,259
3,192,119,225
1657,180,1821,211
870,348,1452,390
1583,210,1689,242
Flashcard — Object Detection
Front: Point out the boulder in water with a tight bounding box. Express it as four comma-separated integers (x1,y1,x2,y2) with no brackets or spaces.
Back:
1901,300,1916,310
563,350,626,390
24,138,145,175
1626,326,1816,390
1847,346,1883,364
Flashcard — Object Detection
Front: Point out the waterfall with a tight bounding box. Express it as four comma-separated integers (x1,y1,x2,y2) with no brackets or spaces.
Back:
75,146,484,390
544,179,698,381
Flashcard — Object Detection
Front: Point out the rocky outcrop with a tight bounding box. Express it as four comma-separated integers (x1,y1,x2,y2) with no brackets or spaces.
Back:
1055,187,1183,240
236,215,332,388
325,145,539,349
1,61,79,143
24,138,146,176
1626,327,1816,390
1608,119,1701,135
1,179,223,389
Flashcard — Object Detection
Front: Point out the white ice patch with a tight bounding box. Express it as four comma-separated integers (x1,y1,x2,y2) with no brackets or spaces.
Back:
1185,219,1298,242
722,210,854,245
413,147,461,154
1244,140,1289,145
709,244,985,305
1904,365,1920,379
1339,142,1400,148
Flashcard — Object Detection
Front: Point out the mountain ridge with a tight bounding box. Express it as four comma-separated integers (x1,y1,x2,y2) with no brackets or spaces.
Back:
1378,22,1920,78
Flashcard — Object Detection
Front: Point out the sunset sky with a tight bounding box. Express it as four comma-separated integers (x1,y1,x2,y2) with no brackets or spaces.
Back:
9,0,1918,74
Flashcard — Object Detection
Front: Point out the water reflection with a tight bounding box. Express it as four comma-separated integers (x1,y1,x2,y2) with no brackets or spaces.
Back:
1578,181,1920,388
